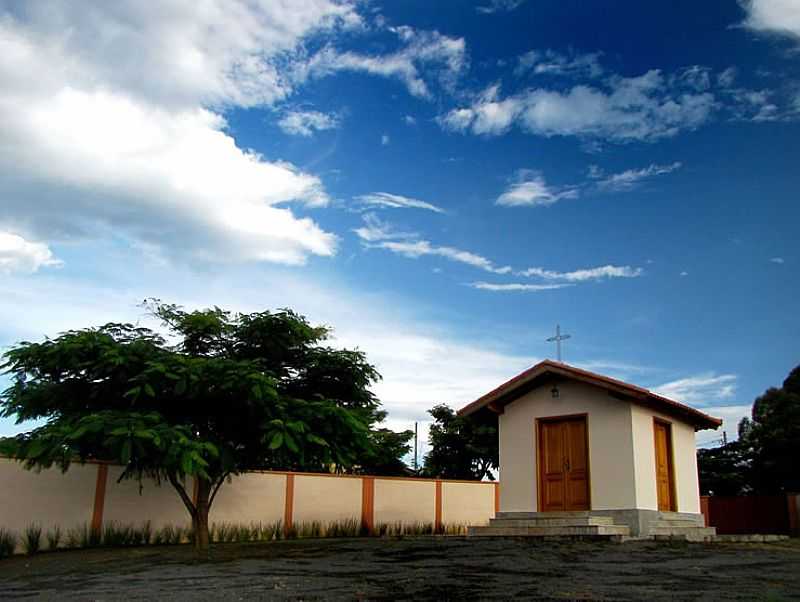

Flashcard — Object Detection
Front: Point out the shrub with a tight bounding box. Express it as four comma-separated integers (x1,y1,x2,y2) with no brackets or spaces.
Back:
0,528,17,559
66,523,101,549
23,523,43,555
46,526,62,550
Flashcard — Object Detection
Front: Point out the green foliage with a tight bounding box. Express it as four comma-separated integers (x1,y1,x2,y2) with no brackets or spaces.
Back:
376,521,435,537
0,300,404,550
0,528,16,559
358,426,414,476
66,523,100,549
422,404,498,481
698,364,800,495
23,523,42,554
46,526,62,550
100,521,152,547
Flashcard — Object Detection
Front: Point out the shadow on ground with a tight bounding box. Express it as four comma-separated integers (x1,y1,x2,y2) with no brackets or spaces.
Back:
1,537,799,600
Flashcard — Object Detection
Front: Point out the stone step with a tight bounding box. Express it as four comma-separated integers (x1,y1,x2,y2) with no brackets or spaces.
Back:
489,516,616,528
468,524,631,537
650,526,717,539
496,511,593,519
651,519,702,528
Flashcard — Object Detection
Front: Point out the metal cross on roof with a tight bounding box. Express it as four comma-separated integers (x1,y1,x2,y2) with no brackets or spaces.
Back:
546,324,571,362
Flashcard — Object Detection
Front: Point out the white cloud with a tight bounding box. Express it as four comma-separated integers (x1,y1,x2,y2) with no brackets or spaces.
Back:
496,171,579,207
0,232,62,274
374,240,512,274
403,115,416,125
741,0,800,40
516,49,603,79
517,265,643,281
770,256,785,263
296,25,466,99
680,271,689,276
381,133,391,145
653,373,738,406
440,70,717,142
0,260,535,438
278,109,340,136
0,1,357,265
593,162,683,191
353,213,415,242
356,192,445,213
468,282,573,292
476,0,526,14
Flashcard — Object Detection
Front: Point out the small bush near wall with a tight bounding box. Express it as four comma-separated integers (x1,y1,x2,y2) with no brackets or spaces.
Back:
0,528,17,559
23,523,43,555
46,526,62,551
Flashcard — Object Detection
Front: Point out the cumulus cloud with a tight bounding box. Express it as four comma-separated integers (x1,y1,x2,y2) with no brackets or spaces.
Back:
741,0,800,40
440,69,717,142
591,162,683,191
278,109,340,136
770,256,785,263
296,25,466,98
0,1,359,265
468,282,572,292
0,232,62,274
356,192,445,213
496,171,579,207
653,373,737,405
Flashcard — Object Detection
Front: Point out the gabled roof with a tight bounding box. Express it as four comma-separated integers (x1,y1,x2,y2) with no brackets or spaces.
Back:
457,360,722,431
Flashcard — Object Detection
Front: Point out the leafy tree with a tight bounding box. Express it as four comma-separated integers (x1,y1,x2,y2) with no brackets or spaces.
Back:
697,363,800,495
744,364,800,493
422,404,497,481
697,441,750,496
358,422,414,476
0,301,392,552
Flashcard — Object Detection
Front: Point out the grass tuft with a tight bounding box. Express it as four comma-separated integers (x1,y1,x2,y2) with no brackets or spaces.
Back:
23,523,43,555
0,528,17,559
46,526,62,550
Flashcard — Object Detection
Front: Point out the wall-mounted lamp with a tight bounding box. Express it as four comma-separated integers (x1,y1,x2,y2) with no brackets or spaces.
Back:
551,385,560,399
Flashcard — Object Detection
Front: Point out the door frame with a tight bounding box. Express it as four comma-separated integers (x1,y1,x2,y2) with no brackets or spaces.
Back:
652,418,677,512
535,413,591,512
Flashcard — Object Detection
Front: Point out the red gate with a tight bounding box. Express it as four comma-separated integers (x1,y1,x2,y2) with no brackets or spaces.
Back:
700,495,796,535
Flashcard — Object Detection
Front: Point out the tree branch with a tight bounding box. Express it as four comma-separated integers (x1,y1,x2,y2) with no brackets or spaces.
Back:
208,471,230,510
167,472,197,519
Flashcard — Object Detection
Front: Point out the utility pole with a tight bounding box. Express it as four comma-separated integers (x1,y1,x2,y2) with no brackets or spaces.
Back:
414,421,418,473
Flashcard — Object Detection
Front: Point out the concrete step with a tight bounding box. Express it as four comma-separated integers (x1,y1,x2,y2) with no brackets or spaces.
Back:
650,526,717,540
496,511,593,519
489,516,616,528
651,519,702,528
468,524,631,537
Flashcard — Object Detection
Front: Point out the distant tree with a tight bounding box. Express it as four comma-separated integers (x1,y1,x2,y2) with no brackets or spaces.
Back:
0,301,400,552
422,404,497,481
358,419,414,476
697,441,750,496
698,363,800,495
745,364,800,493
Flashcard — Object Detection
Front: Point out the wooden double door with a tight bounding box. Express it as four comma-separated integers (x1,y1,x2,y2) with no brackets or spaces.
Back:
537,415,590,512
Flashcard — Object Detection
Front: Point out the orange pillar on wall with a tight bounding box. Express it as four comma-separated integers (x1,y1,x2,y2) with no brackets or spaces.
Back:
434,480,443,533
494,482,500,514
361,477,375,534
284,474,295,534
91,463,109,534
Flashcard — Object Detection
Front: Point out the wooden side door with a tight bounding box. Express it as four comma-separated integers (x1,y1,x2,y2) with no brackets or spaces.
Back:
538,416,590,512
654,420,676,511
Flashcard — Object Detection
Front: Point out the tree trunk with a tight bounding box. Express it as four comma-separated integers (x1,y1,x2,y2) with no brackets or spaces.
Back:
193,477,212,553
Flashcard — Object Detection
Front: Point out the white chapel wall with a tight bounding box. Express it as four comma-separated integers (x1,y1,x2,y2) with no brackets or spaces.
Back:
498,380,638,512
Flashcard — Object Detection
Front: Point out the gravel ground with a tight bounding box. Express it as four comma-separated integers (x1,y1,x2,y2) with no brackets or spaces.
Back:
1,537,799,600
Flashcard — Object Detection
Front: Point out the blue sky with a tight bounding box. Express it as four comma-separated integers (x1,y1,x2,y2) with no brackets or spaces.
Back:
1,0,798,452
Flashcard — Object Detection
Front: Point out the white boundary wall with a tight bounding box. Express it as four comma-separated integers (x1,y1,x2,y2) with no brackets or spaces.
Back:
0,458,497,551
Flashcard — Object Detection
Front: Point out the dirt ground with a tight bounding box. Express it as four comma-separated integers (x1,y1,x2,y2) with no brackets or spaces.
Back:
1,537,799,601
